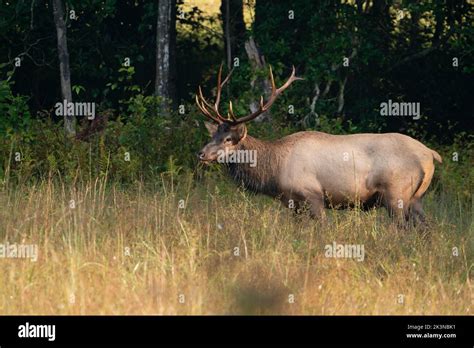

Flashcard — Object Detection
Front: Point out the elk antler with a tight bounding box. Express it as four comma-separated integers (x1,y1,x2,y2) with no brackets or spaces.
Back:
196,65,303,125
195,64,233,124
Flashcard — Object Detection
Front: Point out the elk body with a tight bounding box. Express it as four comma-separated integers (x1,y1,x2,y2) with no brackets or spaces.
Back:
196,66,442,223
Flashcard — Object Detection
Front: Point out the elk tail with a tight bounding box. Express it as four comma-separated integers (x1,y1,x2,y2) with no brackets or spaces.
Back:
431,149,442,163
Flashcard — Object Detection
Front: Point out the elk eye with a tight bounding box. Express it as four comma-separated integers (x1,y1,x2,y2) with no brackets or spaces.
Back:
225,137,232,143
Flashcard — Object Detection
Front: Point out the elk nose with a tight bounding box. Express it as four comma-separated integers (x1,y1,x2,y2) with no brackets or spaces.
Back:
198,152,205,160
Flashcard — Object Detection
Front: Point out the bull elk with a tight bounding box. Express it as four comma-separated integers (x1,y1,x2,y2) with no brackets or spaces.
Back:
196,65,442,224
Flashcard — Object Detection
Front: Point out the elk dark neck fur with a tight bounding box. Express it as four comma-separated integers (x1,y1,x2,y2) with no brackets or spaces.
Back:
227,135,281,196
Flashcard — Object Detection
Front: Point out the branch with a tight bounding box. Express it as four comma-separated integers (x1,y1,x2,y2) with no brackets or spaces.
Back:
302,82,320,127
321,80,332,97
388,26,456,72
336,76,348,114
388,46,437,72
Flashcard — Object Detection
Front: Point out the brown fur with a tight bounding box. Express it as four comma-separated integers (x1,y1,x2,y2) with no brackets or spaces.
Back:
199,125,442,224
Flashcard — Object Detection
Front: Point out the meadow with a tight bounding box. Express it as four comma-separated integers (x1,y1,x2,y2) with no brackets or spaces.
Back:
1,0,472,318
0,167,472,315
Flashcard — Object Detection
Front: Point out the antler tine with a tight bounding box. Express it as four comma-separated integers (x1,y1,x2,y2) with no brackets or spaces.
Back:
275,65,303,94
232,66,303,125
195,94,222,124
214,63,223,111
228,101,237,121
198,85,228,123
196,64,302,126
198,86,215,111
195,64,233,124
269,65,276,94
221,67,233,87
213,64,233,122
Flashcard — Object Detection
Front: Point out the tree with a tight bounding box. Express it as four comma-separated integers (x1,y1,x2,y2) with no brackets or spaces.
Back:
155,0,177,108
52,0,75,135
220,0,246,69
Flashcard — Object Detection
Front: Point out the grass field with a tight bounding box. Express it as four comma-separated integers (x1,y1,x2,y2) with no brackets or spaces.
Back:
0,172,472,315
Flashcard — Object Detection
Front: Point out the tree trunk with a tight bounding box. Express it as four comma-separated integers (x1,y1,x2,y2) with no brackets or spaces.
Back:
155,0,177,109
246,1,273,122
220,0,246,68
245,37,272,122
52,0,75,136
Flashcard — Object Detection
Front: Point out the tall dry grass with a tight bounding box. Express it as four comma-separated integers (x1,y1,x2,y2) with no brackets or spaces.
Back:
0,173,472,314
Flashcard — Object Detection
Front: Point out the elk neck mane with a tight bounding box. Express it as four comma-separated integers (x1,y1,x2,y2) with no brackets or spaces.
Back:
227,135,282,196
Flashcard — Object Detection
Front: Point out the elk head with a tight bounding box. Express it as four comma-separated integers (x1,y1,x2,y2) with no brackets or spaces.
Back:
196,64,302,163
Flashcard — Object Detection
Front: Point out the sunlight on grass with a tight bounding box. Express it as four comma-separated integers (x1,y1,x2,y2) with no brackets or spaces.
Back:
0,173,472,315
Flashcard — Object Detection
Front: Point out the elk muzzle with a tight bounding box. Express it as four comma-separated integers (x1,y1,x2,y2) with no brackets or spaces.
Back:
198,143,220,163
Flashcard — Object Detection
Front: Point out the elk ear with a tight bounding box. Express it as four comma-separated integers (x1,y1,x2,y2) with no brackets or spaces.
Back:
235,123,247,140
204,122,218,137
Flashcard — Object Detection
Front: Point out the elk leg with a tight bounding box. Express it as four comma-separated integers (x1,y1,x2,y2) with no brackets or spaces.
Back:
306,192,326,221
409,198,426,225
382,192,410,226
280,195,302,214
